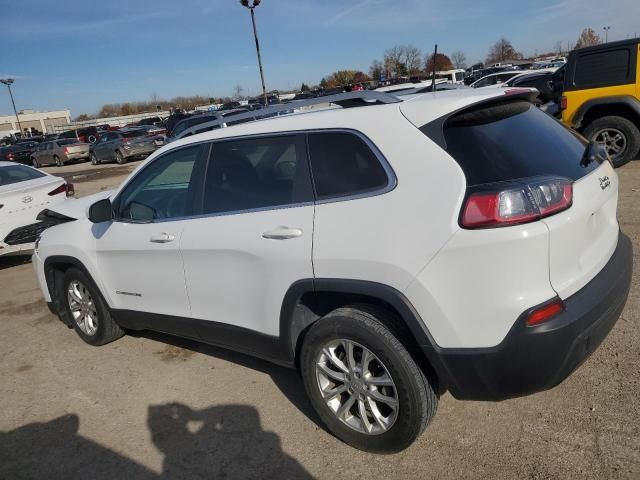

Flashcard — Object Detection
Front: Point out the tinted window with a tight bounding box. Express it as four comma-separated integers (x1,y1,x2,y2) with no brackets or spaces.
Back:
574,48,632,88
56,139,78,146
202,135,312,214
116,146,201,221
0,165,45,186
307,132,389,200
122,129,146,138
439,100,596,186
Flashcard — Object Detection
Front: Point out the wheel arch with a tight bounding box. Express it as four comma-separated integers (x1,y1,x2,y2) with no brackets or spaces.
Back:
43,256,105,318
279,279,448,393
572,96,640,130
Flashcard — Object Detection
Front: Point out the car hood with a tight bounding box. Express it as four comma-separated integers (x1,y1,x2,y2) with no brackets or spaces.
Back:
41,189,114,220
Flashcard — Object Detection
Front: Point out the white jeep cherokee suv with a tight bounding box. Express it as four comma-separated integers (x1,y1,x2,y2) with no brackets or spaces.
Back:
32,90,633,453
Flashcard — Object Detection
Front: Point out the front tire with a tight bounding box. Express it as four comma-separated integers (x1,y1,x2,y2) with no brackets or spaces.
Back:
90,153,99,165
583,116,640,168
61,268,124,346
300,306,437,453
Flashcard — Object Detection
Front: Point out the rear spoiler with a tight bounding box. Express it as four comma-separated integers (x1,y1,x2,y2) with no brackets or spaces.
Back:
420,89,540,150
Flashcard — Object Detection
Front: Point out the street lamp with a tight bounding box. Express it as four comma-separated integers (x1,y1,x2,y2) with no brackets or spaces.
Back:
239,0,268,107
603,26,611,43
0,78,23,134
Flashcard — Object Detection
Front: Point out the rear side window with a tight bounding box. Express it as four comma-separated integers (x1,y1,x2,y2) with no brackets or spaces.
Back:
572,48,634,88
202,135,312,214
307,132,389,200
56,139,78,146
0,165,45,186
438,100,597,186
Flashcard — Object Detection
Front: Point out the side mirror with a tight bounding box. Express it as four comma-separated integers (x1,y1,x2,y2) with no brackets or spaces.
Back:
88,198,113,223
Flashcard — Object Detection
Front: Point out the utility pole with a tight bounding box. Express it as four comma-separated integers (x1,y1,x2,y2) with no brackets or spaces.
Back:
240,0,268,106
0,78,23,134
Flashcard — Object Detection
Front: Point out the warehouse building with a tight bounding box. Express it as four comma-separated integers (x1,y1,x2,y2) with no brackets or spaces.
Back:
0,109,71,136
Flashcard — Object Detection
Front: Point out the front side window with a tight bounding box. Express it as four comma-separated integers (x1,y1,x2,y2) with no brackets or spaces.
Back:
307,131,389,200
202,135,312,214
116,145,201,222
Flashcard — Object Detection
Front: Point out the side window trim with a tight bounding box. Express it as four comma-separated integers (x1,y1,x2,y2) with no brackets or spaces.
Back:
111,142,209,223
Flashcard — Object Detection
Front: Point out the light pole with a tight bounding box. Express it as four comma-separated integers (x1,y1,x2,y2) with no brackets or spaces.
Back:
240,0,268,107
0,78,23,134
603,26,611,43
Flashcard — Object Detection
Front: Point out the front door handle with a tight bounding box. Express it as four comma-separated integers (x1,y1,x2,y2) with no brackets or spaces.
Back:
149,232,176,243
262,227,303,240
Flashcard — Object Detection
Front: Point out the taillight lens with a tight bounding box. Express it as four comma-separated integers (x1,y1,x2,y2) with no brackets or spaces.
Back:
64,147,69,154
527,299,564,326
560,96,567,111
48,182,74,197
461,177,572,228
7,152,14,161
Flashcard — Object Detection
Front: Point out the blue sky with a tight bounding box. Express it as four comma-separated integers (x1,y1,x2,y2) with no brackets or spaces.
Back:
1,0,638,117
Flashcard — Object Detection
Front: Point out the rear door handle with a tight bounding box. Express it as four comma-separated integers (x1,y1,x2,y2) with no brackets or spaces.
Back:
149,232,176,243
262,227,303,240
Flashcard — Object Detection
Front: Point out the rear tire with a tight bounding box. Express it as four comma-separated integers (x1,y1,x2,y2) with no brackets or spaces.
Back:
583,116,640,168
90,153,99,165
60,268,124,346
31,157,40,168
115,150,126,165
54,155,64,167
300,306,437,453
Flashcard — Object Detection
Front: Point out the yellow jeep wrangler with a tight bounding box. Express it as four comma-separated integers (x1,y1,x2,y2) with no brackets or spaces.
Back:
561,38,640,167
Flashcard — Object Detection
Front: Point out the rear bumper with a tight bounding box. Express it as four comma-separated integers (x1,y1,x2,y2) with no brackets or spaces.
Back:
122,145,156,158
434,231,633,401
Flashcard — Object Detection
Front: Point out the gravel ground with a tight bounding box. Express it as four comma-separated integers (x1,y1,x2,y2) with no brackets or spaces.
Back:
0,159,638,480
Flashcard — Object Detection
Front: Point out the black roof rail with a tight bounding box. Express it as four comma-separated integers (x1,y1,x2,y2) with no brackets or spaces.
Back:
174,90,401,140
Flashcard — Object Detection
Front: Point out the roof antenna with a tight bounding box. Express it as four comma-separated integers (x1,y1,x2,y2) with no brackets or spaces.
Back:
431,44,438,93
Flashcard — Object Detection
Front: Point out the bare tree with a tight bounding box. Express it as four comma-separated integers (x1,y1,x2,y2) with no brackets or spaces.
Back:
575,28,602,49
451,50,467,69
232,84,244,100
403,45,423,74
486,37,523,64
384,46,406,77
553,40,563,55
369,59,384,81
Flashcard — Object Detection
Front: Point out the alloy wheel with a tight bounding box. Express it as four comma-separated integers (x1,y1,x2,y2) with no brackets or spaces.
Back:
593,128,627,160
67,280,99,336
315,339,398,435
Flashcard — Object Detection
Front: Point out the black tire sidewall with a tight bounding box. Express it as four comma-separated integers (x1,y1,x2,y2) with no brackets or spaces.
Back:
91,153,99,165
300,310,432,453
115,151,126,164
61,268,114,346
583,116,640,168
54,156,63,167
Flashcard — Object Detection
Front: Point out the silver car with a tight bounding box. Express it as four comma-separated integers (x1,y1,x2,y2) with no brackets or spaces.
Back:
89,128,158,165
31,139,91,167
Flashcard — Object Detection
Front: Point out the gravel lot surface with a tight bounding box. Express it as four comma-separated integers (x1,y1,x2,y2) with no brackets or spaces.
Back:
1,159,638,479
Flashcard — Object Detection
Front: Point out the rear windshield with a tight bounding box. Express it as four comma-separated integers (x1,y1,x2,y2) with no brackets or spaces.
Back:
56,139,78,146
0,165,46,186
122,130,146,138
437,100,598,186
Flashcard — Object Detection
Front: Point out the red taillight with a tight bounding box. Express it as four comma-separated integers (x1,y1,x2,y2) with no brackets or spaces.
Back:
7,152,14,161
461,177,573,229
560,96,567,111
64,147,69,154
48,182,74,197
527,299,564,326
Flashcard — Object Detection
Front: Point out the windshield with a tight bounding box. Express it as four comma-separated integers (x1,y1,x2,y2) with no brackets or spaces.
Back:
0,165,46,186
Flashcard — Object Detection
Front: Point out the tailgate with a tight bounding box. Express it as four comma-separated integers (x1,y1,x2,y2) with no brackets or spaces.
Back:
542,162,620,299
66,144,90,154
0,177,65,225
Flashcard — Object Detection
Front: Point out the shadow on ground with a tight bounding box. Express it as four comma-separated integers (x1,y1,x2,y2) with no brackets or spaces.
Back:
0,404,312,480
130,330,324,431
0,254,31,271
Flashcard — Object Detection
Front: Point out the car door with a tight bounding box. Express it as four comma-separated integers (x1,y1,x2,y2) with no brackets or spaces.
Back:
180,134,315,347
93,134,109,161
94,144,207,336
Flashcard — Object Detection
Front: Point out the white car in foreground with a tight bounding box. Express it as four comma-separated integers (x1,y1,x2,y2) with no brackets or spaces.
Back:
0,162,73,256
31,89,632,453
